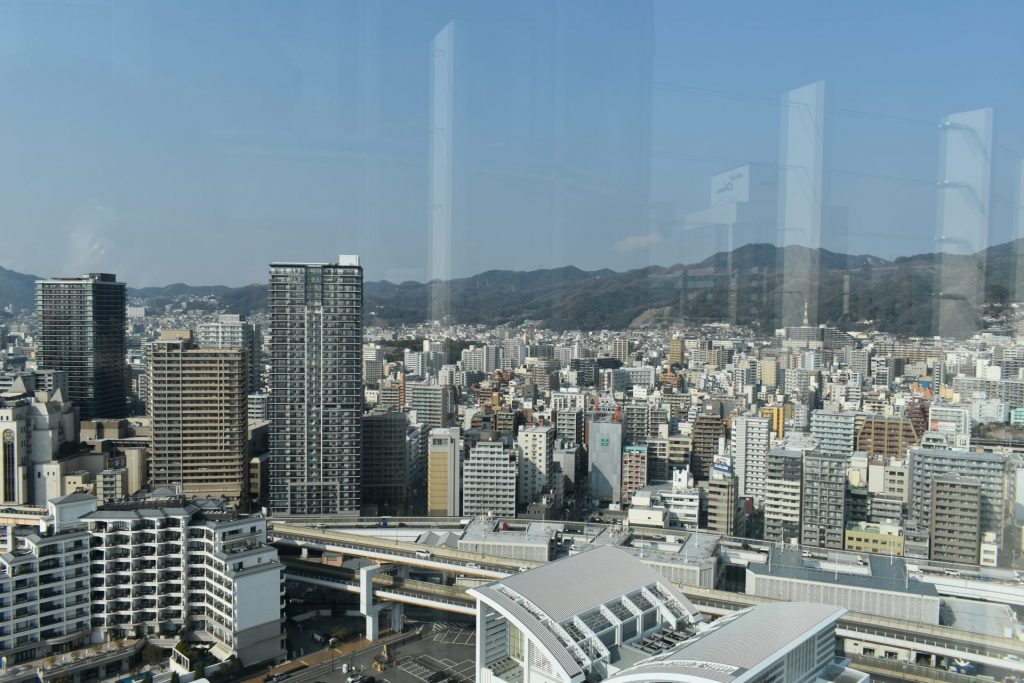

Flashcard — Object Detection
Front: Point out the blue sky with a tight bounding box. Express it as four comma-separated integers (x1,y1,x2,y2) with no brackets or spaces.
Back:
0,0,1021,286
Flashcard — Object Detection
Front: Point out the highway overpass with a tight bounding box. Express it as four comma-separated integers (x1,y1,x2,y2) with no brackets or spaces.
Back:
273,523,1024,679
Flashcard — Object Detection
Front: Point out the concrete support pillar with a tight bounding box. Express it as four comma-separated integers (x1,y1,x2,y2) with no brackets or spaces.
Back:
359,564,383,641
389,603,404,633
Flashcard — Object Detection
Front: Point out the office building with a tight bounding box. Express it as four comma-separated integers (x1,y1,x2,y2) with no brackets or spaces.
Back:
268,256,363,515
427,427,461,516
36,273,127,420
462,433,516,517
517,425,554,505
801,451,848,549
195,314,261,393
844,520,905,556
929,475,982,564
764,448,803,544
587,415,624,503
361,408,411,516
730,416,770,505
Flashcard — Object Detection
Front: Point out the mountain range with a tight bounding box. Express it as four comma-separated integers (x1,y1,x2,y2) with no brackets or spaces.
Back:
3,240,1022,337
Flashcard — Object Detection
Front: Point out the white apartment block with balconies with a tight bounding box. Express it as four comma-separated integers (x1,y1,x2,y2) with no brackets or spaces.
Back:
0,493,285,671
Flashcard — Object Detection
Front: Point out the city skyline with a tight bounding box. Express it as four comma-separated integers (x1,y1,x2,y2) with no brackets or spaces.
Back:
2,3,1023,681
1,1,1022,286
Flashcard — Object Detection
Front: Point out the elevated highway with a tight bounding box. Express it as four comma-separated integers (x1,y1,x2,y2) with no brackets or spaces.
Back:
273,524,1024,678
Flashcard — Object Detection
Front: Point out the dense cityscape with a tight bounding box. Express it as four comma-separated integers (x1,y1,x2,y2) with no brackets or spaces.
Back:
0,255,1022,683
2,2,1024,683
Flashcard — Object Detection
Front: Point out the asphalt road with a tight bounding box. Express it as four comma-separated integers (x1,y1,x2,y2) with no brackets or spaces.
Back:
278,626,476,683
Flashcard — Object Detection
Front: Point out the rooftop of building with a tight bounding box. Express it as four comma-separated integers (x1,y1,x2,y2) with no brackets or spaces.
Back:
749,547,938,598
460,518,560,546
604,603,847,683
472,545,700,624
941,597,1023,640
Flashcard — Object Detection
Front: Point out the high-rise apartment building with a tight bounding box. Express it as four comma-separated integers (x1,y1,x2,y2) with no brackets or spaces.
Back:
668,338,685,367
612,338,632,364
704,475,741,536
690,412,725,481
362,343,385,384
427,427,461,516
764,448,803,544
407,382,452,431
555,407,583,444
462,433,516,516
195,314,261,393
621,444,648,505
855,416,919,458
268,256,363,515
461,344,500,374
36,273,127,420
148,331,249,502
907,447,1012,549
622,402,650,442
801,451,848,549
810,410,860,455
929,475,982,564
517,425,554,505
731,416,770,505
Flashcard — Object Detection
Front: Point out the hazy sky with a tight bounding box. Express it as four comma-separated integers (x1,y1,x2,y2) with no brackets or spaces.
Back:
0,0,1022,286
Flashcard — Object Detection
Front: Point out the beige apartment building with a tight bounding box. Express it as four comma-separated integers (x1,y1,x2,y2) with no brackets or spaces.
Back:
148,330,248,502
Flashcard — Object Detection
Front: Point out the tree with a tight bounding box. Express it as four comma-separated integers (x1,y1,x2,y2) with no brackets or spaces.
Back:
329,626,350,642
143,645,165,666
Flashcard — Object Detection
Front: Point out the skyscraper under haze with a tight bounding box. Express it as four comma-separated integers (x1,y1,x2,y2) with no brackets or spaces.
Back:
36,273,127,420
268,256,363,515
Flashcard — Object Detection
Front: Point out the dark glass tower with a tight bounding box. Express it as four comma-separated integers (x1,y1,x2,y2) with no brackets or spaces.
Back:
36,273,127,420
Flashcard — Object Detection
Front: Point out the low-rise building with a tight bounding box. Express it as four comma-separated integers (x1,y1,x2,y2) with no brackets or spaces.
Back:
844,520,904,556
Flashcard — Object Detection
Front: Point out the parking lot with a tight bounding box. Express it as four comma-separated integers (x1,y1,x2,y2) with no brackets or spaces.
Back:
289,625,475,683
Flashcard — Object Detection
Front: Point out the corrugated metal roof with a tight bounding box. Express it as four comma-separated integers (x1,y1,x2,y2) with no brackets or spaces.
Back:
478,545,699,623
606,602,845,682
473,586,584,678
